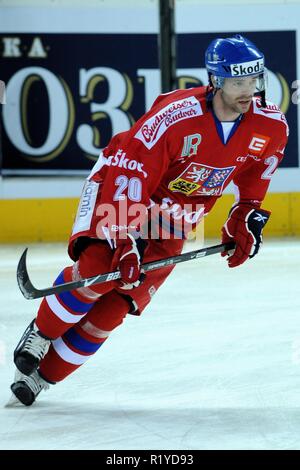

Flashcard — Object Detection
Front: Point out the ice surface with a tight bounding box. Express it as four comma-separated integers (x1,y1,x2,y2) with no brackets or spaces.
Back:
0,239,300,450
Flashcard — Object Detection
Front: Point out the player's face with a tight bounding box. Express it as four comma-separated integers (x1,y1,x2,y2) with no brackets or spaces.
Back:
220,75,258,114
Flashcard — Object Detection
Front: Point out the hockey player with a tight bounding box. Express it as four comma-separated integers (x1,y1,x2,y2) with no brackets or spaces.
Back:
10,35,288,406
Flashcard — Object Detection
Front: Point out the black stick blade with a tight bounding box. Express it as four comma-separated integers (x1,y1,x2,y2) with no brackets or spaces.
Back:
16,249,36,300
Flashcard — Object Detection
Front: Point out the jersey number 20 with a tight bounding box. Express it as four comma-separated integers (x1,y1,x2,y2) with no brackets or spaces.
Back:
113,175,142,202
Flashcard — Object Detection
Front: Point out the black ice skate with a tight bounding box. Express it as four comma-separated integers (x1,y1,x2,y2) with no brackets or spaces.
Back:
14,319,51,376
10,369,51,406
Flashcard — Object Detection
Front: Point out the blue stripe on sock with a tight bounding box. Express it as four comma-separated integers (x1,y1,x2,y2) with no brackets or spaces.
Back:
64,328,103,354
54,271,95,313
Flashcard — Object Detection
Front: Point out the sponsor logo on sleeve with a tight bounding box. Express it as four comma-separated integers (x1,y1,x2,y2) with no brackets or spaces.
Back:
135,96,203,150
71,180,99,235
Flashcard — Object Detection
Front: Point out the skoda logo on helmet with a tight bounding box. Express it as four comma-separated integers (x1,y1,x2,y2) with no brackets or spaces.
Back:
229,58,264,77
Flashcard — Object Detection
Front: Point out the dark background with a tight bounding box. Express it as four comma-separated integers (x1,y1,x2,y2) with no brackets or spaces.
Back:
0,30,297,173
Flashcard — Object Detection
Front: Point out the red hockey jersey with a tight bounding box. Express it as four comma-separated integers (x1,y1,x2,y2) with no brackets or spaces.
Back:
70,86,288,254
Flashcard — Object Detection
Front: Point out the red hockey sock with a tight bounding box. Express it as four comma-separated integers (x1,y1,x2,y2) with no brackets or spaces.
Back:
39,290,130,382
35,266,98,339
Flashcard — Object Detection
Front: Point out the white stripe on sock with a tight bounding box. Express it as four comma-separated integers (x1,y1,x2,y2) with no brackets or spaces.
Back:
46,295,87,324
52,337,91,365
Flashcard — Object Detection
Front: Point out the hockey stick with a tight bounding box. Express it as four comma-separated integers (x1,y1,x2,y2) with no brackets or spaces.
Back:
17,241,235,300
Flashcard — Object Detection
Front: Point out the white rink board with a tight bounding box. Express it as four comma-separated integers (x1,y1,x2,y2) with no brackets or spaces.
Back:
0,239,300,450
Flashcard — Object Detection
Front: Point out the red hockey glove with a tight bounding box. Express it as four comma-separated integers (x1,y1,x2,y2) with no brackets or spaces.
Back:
221,204,271,268
112,234,148,289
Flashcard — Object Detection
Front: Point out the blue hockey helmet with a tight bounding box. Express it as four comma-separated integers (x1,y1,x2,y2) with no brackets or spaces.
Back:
205,34,266,94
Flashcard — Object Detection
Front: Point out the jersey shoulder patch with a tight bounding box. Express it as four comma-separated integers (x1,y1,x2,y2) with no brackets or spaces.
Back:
134,95,203,150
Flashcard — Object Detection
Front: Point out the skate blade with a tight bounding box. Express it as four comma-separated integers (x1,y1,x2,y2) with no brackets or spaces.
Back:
4,393,23,408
